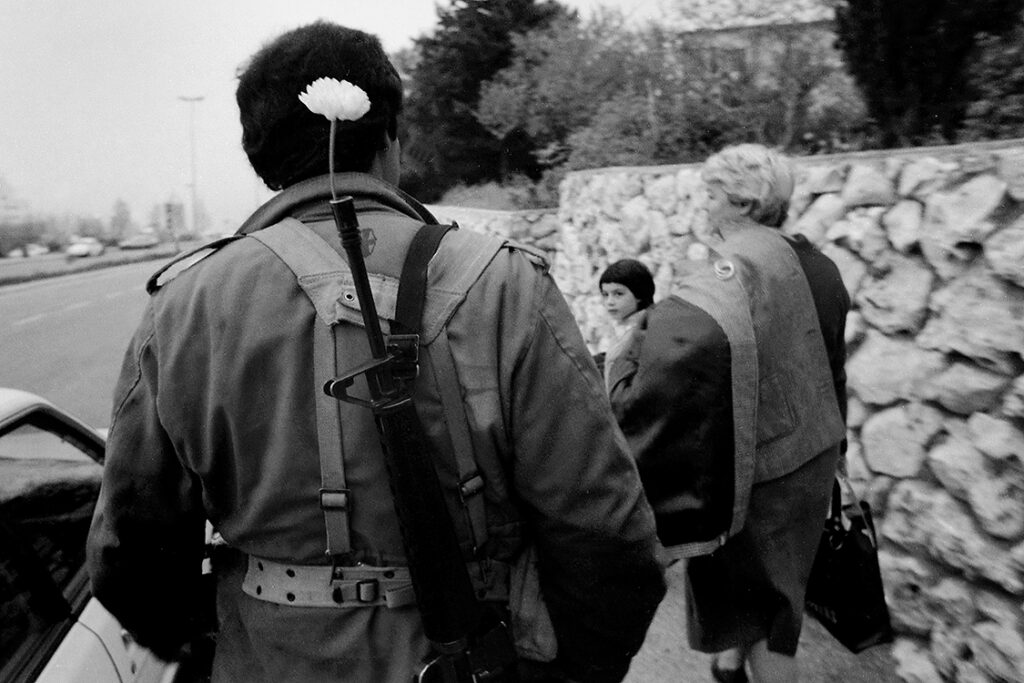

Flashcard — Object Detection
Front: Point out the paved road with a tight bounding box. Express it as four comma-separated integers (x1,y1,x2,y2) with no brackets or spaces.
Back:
624,562,899,682
0,261,157,426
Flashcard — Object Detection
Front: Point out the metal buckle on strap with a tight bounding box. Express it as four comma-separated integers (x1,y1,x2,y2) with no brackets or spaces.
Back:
357,579,379,602
320,488,350,510
385,333,420,383
458,473,485,500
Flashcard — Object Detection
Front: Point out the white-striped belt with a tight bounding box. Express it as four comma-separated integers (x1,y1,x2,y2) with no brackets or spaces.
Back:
242,555,510,609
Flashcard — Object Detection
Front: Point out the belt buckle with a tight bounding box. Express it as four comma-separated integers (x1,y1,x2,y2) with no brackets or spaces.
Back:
357,579,379,602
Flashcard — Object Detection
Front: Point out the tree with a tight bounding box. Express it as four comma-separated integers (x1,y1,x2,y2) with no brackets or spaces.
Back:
959,16,1024,141
479,13,865,172
401,0,567,200
476,12,639,156
835,0,1024,147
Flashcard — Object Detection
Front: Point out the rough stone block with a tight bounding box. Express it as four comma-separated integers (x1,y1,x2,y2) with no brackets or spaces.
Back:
643,174,678,215
801,163,846,195
926,427,988,501
826,208,890,262
856,253,934,334
898,156,958,198
969,621,1024,683
1000,375,1024,419
967,414,1024,465
921,175,1007,280
984,215,1024,288
883,199,925,253
918,268,1024,375
892,637,943,682
791,193,846,246
916,362,1013,415
862,403,944,477
847,332,947,406
842,163,897,208
968,474,1024,541
879,551,937,635
995,148,1024,201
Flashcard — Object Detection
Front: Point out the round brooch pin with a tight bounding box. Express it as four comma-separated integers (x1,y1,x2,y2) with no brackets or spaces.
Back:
713,259,735,280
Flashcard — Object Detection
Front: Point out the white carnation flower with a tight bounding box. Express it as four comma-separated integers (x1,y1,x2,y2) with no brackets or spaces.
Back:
298,77,371,121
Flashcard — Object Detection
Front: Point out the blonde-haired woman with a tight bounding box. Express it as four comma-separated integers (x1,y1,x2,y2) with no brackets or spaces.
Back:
609,144,849,682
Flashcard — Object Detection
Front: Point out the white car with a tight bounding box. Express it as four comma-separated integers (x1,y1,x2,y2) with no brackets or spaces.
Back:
0,388,196,682
5,244,49,258
64,238,105,258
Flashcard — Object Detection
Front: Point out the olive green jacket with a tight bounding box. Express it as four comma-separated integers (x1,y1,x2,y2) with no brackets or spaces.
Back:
87,174,664,683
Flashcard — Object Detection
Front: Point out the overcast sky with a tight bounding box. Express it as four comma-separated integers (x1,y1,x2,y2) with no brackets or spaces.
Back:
0,0,667,232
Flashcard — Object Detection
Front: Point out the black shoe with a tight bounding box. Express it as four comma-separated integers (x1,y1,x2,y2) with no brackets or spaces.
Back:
711,659,748,683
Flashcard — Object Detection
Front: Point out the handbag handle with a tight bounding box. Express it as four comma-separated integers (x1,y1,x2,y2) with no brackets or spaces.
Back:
831,474,877,549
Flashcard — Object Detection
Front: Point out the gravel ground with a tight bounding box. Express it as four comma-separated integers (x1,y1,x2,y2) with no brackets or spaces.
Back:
623,562,900,682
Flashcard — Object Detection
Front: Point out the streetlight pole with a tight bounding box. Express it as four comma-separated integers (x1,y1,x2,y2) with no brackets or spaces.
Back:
178,95,204,247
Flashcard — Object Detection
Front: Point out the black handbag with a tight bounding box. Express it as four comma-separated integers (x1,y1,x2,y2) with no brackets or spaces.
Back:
805,477,894,653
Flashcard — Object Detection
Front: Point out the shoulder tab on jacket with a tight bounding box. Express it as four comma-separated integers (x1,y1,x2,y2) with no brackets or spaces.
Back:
503,239,550,273
146,235,245,295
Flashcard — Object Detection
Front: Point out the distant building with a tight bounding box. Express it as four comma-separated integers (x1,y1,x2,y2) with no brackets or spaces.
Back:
164,198,186,239
672,0,834,34
670,0,838,83
0,174,32,225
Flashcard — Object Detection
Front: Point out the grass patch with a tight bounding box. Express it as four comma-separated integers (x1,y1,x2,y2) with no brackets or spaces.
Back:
0,247,186,288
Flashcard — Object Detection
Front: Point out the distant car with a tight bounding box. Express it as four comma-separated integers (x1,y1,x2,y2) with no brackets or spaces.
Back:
117,235,161,250
64,238,105,258
4,244,48,258
0,387,188,682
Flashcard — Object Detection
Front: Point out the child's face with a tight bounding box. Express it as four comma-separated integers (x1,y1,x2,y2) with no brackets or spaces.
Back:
601,282,640,323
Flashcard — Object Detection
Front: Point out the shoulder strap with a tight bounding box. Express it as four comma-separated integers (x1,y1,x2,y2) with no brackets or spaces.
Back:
392,224,452,335
394,224,489,555
249,222,353,556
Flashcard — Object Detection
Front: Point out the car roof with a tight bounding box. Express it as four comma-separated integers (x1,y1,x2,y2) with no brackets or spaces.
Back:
0,387,104,444
0,387,57,416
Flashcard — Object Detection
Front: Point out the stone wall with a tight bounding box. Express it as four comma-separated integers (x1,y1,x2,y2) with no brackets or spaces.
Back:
437,138,1024,682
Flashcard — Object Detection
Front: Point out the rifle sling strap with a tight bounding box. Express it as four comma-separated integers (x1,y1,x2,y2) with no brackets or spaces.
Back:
394,224,489,555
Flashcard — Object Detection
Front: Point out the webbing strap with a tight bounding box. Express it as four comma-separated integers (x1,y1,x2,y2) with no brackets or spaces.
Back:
391,224,452,335
392,224,489,554
250,223,352,555
428,333,489,553
315,319,351,555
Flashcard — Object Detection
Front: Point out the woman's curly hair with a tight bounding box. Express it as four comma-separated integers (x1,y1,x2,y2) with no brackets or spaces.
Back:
236,21,403,190
701,144,795,228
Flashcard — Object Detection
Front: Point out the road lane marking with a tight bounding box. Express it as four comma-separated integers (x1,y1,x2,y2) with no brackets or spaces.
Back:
61,301,92,313
11,314,45,327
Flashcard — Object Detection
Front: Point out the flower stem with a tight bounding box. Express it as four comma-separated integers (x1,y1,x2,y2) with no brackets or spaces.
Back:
328,119,337,200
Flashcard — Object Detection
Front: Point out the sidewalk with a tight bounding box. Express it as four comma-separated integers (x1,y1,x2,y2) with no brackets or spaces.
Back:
623,562,900,682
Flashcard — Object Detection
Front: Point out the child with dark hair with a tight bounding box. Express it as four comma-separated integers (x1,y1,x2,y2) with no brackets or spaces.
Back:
598,259,655,391
599,259,655,322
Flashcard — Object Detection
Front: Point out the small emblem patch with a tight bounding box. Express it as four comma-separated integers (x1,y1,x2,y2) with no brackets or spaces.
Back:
360,228,376,257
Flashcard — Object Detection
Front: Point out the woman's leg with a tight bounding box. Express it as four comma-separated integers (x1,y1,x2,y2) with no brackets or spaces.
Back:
712,644,750,681
747,639,797,683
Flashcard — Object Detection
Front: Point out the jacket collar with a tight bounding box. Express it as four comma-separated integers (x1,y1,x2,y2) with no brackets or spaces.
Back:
237,173,438,235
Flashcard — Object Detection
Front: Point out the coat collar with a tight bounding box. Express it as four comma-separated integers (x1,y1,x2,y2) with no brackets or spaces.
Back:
237,173,438,235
